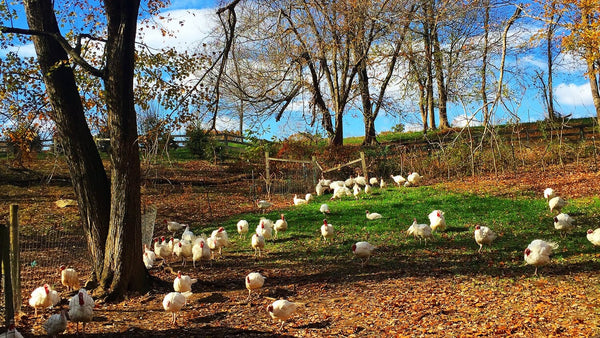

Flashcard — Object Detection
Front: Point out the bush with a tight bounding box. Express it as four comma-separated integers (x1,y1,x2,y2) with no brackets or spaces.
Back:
186,128,212,160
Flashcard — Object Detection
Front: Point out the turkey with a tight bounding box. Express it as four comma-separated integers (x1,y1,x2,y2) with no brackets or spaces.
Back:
344,176,356,187
245,272,265,301
237,220,249,238
321,219,334,243
390,174,406,187
524,239,559,276
173,271,197,293
329,180,345,191
474,225,497,253
352,242,376,267
163,291,192,326
406,219,433,245
364,184,372,194
331,186,351,200
153,238,171,261
553,213,575,237
369,177,378,185
173,240,193,266
60,265,79,291
315,183,325,196
143,250,156,269
43,310,67,337
379,177,386,189
365,210,382,220
586,228,600,246
192,237,211,268
267,299,298,330
3,320,23,338
252,233,266,257
305,193,313,202
68,288,94,335
548,196,567,213
543,188,555,200
428,210,446,232
210,227,230,257
256,199,273,213
319,203,331,215
181,225,196,243
274,214,288,239
293,194,308,206
164,220,186,237
407,172,423,186
29,283,60,316
354,175,367,186
256,218,273,241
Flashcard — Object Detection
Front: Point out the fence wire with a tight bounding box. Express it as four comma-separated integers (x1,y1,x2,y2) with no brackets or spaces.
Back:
268,161,320,196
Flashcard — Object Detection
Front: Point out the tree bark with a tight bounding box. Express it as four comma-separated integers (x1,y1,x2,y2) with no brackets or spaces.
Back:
100,1,147,300
23,0,110,282
431,16,449,129
481,1,490,126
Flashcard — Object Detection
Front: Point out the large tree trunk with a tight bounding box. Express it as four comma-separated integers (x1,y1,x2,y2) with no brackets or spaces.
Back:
331,110,344,146
431,6,449,129
587,60,600,125
100,1,147,300
23,0,110,282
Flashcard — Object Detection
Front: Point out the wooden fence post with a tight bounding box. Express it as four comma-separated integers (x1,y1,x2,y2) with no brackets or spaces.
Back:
9,204,20,313
360,152,368,181
265,151,271,198
1,224,14,327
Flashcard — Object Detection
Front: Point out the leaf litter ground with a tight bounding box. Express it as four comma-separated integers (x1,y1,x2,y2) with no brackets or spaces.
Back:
2,159,600,337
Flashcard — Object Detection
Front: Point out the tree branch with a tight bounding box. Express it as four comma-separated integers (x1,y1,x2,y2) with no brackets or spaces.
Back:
1,26,105,78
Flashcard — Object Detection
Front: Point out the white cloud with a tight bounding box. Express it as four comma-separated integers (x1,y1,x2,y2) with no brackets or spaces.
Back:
404,123,422,132
555,83,593,106
1,43,36,58
138,8,217,52
451,114,483,128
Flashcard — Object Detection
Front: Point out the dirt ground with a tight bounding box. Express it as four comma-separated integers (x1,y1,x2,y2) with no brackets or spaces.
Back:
2,158,600,337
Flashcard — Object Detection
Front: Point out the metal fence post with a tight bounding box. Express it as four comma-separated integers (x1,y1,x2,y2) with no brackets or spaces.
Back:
9,204,20,313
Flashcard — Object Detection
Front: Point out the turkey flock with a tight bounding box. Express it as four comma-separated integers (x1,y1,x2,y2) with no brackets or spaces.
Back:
16,172,600,336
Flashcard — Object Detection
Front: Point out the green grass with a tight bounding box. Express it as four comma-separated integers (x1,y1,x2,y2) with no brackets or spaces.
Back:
203,186,600,277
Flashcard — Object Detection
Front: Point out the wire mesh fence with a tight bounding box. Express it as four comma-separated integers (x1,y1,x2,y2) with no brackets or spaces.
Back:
1,222,90,319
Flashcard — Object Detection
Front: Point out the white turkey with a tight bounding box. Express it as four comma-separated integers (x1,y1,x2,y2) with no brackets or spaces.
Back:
43,310,67,337
428,210,446,232
252,233,266,257
256,199,273,213
163,291,192,326
210,227,230,257
524,239,559,276
3,320,23,338
390,174,406,187
237,220,249,238
245,272,265,301
553,213,575,237
173,240,193,266
364,184,372,194
379,177,386,189
60,265,79,291
353,184,361,199
315,183,325,196
319,203,330,215
68,288,94,335
369,177,378,185
29,284,60,316
365,210,382,220
407,172,423,186
548,196,567,213
293,194,308,206
274,214,288,239
181,225,196,243
321,219,334,243
543,188,555,200
406,219,433,245
344,176,355,187
354,175,367,186
173,271,197,293
586,228,600,246
352,241,376,267
164,220,186,236
256,218,273,241
305,193,313,202
473,225,497,253
331,186,351,200
267,299,298,330
192,237,211,268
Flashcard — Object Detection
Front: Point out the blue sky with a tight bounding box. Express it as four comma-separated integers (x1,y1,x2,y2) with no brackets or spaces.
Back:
1,1,596,140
